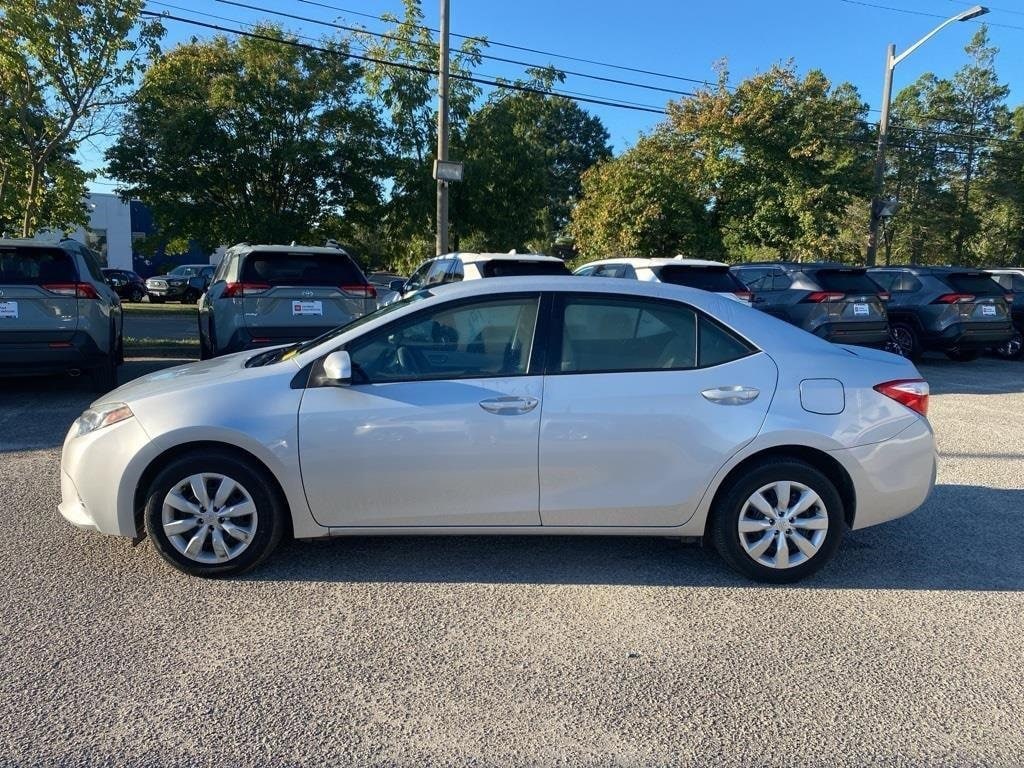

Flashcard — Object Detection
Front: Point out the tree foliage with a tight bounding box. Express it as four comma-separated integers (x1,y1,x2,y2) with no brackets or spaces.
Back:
106,27,387,249
0,0,162,236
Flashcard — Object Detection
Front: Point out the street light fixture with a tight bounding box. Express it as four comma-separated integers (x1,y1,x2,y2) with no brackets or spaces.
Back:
865,5,989,266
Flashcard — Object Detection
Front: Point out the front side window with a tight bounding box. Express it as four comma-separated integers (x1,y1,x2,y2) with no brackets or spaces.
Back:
349,296,540,383
403,261,432,293
424,259,454,286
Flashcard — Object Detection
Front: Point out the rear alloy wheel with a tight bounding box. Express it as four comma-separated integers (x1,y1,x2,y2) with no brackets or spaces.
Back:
128,287,145,303
710,459,844,583
144,451,285,577
889,322,921,361
946,348,980,362
994,332,1023,360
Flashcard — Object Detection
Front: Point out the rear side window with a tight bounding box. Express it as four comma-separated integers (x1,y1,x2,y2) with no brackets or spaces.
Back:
592,263,637,279
0,246,77,284
992,274,1024,292
812,269,880,294
655,265,746,292
699,316,756,367
945,273,1004,296
240,251,364,287
482,260,570,278
867,271,896,291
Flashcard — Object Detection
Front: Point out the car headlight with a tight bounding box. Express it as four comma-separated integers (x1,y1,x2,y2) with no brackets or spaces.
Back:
72,403,134,438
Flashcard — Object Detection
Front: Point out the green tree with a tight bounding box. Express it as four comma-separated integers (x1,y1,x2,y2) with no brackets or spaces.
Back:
106,27,387,248
0,0,162,236
978,105,1024,264
458,68,611,252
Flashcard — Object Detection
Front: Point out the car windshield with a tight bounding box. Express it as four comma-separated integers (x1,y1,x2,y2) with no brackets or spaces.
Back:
654,265,746,292
813,269,881,294
245,290,434,367
169,266,200,277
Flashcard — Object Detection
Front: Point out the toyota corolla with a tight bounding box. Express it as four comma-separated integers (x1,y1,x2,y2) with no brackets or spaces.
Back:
58,277,936,582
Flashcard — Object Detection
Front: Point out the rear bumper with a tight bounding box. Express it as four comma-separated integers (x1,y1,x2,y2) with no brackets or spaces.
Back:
0,330,107,375
834,417,937,530
924,321,1013,349
222,325,336,354
813,321,889,346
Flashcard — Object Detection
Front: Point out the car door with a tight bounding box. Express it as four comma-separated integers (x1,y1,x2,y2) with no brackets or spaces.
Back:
298,293,546,528
539,293,778,527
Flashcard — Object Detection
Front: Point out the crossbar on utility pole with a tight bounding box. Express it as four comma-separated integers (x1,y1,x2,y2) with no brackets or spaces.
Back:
435,0,451,256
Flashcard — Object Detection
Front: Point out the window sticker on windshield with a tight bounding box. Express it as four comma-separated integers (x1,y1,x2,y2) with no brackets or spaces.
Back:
0,301,18,319
982,304,996,316
853,303,869,316
292,300,323,316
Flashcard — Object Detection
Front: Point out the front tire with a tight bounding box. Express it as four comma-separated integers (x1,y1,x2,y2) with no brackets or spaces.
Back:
709,458,844,583
143,450,286,577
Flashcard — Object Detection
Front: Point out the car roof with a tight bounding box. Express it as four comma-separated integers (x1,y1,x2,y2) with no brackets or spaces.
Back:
0,238,67,250
226,243,352,256
869,265,991,275
579,257,728,269
425,252,563,265
733,261,865,271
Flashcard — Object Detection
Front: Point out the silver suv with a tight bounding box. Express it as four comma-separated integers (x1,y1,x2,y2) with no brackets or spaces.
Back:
198,243,377,358
0,238,123,391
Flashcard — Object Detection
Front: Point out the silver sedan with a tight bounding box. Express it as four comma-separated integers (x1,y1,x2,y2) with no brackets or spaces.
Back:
58,277,936,582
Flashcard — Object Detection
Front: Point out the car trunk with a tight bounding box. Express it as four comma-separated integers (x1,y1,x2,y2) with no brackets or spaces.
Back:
810,269,887,324
0,245,79,341
239,251,375,337
939,272,1011,324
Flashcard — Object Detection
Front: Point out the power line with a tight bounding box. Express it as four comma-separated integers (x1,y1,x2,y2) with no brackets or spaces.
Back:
142,10,670,115
835,0,1024,32
293,0,728,89
215,0,696,98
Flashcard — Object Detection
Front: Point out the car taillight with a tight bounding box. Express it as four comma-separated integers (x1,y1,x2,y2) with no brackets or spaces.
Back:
874,379,929,417
933,293,975,304
877,291,891,301
43,282,99,299
803,291,846,303
1004,293,1014,304
222,282,270,297
733,290,753,301
341,284,377,298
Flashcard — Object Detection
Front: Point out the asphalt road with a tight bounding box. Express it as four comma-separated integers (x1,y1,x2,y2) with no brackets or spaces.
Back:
0,354,1022,767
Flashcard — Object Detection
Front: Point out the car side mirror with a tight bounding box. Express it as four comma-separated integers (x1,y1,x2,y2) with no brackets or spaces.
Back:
389,279,406,293
321,350,352,385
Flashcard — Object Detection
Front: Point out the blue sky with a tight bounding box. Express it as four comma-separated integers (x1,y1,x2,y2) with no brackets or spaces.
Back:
86,0,1024,191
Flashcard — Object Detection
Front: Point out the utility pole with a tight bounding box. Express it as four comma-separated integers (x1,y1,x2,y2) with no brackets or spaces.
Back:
866,44,895,267
435,0,450,256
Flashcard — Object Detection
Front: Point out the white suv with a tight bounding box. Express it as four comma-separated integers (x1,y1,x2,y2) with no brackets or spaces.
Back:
399,252,570,296
574,257,753,306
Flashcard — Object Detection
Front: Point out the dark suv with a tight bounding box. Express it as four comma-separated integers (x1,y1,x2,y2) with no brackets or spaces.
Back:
102,268,147,302
867,266,1013,361
146,264,215,304
986,269,1024,359
731,263,890,348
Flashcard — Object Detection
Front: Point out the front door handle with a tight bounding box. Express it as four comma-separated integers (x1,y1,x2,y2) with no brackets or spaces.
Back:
479,396,539,415
701,386,760,405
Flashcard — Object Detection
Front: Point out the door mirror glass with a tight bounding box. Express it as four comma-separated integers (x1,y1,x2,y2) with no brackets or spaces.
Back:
322,350,352,384
389,279,406,293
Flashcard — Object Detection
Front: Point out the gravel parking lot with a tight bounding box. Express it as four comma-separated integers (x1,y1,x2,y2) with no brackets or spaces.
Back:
0,351,1021,767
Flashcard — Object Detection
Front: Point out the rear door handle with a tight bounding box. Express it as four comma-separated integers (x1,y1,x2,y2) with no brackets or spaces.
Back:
479,396,539,415
701,386,760,405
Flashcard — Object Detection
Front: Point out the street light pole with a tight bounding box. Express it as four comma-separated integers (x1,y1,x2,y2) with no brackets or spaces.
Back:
864,4,989,266
435,0,451,256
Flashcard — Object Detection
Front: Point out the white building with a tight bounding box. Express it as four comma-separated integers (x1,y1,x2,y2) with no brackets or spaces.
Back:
34,192,134,270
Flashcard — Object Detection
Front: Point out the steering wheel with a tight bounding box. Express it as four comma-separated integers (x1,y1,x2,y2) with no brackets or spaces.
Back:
396,346,426,376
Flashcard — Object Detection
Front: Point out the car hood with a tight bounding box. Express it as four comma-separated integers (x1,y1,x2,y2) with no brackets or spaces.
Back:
147,273,187,281
94,351,259,406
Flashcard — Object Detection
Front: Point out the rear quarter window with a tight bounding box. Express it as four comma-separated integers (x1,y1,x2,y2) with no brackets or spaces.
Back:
240,251,365,286
0,247,78,284
482,260,570,278
656,265,746,292
699,315,756,367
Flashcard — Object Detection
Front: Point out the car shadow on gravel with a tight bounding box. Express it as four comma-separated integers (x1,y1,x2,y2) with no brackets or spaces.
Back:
0,358,192,453
918,356,1024,395
249,483,1024,592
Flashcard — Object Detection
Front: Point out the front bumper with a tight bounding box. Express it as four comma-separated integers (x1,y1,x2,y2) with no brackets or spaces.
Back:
834,417,937,530
0,330,107,375
58,414,159,537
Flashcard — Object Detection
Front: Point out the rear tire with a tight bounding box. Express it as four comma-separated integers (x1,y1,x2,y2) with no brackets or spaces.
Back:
143,450,286,577
709,458,844,583
889,322,921,361
128,287,145,303
89,353,118,393
946,348,980,362
993,332,1023,360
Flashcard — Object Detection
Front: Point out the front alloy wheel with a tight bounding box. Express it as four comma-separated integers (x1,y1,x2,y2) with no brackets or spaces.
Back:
161,473,258,565
144,450,285,576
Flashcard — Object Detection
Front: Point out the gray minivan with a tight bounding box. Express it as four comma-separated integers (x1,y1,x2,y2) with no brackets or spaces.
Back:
0,239,123,391
199,243,377,358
